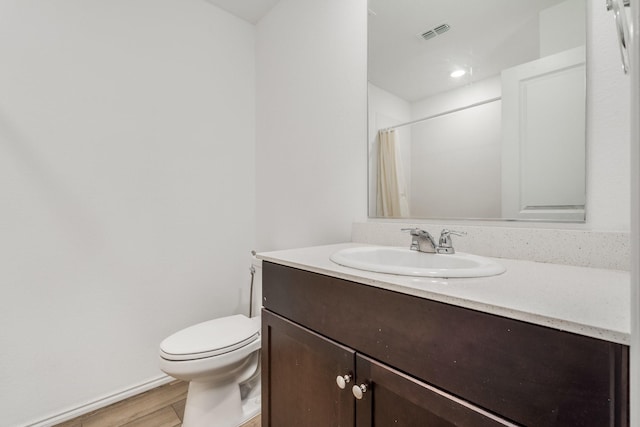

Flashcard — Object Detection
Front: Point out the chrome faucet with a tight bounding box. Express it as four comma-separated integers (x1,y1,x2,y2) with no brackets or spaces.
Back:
402,228,438,253
402,228,466,254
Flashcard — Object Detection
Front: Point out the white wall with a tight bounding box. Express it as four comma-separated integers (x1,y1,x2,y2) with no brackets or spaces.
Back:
0,1,255,425
255,0,367,251
408,77,501,218
539,0,586,57
410,76,502,121
410,101,501,218
586,0,630,231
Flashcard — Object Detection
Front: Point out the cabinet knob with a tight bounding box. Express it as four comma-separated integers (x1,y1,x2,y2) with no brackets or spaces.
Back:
352,383,368,399
336,374,352,389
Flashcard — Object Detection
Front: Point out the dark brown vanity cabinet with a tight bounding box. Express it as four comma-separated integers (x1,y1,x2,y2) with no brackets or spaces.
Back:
261,262,629,427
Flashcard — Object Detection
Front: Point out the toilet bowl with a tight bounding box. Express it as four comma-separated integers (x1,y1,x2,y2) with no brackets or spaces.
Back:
159,259,262,427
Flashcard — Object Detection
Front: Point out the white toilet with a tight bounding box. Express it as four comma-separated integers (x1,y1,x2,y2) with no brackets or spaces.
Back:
159,258,262,427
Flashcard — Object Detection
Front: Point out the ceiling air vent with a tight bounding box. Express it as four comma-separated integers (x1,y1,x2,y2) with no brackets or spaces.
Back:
419,23,451,41
434,24,450,35
420,30,436,40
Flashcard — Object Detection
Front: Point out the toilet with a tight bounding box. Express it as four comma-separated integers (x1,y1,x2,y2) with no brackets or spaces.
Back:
159,258,262,427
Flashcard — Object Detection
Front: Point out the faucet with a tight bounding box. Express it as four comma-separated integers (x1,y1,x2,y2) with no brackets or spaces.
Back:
402,228,466,254
401,228,437,253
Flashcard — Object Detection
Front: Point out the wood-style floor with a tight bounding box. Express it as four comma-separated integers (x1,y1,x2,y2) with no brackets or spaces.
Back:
53,380,260,427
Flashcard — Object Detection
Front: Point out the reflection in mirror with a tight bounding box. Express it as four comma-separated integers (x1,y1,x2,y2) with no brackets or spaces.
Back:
368,0,586,222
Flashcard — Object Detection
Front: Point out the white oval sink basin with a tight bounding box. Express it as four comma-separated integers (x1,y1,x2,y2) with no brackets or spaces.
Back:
330,246,505,278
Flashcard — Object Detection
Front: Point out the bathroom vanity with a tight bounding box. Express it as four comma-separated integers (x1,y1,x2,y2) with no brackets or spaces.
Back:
259,244,630,427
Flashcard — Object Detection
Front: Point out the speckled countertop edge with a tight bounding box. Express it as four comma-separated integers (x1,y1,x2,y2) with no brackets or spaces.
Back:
257,243,631,345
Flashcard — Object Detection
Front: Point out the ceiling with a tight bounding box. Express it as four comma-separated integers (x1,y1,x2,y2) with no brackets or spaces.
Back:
368,0,569,102
203,0,576,102
203,0,280,24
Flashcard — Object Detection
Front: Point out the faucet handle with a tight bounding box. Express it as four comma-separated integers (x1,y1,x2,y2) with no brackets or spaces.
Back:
440,229,466,238
401,227,417,235
401,228,428,236
438,229,466,254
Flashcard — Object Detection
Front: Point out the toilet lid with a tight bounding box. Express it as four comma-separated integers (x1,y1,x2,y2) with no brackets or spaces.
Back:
160,315,260,361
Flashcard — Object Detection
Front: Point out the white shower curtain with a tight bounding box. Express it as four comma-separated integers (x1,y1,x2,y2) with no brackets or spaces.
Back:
377,129,409,217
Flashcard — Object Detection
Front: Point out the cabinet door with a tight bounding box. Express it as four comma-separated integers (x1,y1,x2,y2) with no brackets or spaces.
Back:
262,310,355,427
354,354,518,427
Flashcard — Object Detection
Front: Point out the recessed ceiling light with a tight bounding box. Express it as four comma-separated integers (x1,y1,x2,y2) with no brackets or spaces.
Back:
450,69,466,78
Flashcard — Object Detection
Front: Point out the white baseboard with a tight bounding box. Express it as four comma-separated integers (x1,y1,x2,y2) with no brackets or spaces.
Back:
25,375,174,427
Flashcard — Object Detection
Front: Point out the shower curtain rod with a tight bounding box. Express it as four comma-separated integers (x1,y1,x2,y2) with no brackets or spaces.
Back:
379,96,502,132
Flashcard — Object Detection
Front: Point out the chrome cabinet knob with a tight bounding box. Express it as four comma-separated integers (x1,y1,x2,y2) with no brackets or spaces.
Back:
352,383,368,399
336,374,352,389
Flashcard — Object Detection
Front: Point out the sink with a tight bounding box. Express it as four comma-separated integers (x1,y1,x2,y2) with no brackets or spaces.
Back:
330,246,506,278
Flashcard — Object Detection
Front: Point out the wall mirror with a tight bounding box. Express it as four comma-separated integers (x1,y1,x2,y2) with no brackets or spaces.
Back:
368,0,586,222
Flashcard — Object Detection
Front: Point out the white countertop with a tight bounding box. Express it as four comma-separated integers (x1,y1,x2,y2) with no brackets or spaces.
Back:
257,243,631,345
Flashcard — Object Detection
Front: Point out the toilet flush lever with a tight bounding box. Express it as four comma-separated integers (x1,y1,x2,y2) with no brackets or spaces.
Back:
336,374,352,389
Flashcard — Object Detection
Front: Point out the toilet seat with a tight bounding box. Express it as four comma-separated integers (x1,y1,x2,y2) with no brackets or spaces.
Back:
160,314,260,361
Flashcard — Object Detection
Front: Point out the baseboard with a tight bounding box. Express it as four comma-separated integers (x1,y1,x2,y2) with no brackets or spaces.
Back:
25,375,174,427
